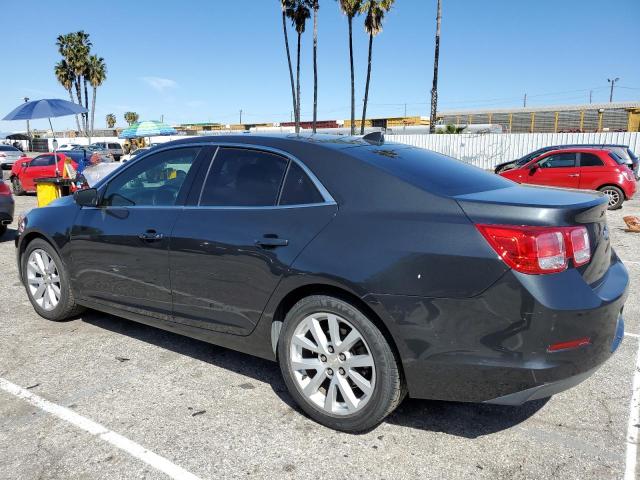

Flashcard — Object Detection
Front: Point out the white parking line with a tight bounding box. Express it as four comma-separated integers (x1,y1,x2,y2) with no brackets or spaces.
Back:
625,339,640,480
0,378,202,480
626,332,640,339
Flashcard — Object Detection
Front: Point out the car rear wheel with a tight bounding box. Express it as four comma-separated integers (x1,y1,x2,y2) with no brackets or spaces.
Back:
278,295,404,432
11,177,24,196
599,185,624,210
22,239,84,321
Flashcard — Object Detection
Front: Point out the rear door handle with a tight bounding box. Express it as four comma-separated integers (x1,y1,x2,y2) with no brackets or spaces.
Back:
138,230,164,242
255,236,289,248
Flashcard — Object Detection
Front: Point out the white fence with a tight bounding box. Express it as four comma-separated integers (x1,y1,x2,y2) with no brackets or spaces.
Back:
388,132,640,169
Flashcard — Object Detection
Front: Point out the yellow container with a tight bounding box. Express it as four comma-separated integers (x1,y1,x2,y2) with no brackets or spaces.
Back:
34,177,73,207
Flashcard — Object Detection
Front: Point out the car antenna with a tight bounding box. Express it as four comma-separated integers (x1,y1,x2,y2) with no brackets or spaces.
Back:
362,131,385,146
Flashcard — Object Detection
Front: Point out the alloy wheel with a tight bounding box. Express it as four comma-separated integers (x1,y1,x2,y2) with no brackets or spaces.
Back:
289,312,376,415
601,188,621,207
26,249,61,311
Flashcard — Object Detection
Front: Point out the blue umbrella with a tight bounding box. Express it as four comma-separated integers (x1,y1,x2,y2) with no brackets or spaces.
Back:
2,99,88,176
119,120,176,139
2,98,87,121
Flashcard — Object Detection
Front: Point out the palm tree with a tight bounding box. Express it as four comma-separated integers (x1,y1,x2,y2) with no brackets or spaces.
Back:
106,114,116,129
429,0,442,134
87,55,107,142
57,31,92,135
308,0,319,133
286,1,311,133
360,0,394,135
124,112,139,126
337,0,362,135
280,1,298,128
54,59,81,132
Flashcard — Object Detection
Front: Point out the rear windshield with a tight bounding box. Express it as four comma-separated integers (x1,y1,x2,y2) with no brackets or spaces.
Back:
0,146,19,152
349,144,512,196
609,152,628,165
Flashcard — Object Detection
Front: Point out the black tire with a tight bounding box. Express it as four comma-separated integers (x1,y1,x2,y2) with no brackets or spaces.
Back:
599,185,624,210
0,225,6,237
21,238,84,321
278,295,405,432
11,177,24,196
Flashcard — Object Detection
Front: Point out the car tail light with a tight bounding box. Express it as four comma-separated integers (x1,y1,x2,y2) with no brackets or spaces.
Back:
547,337,591,353
0,182,11,196
476,224,591,274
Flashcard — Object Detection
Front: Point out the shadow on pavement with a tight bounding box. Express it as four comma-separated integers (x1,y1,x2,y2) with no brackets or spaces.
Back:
0,228,17,243
80,310,547,437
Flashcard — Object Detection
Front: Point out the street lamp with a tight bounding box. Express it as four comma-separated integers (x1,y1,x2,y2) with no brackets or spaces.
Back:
607,77,619,103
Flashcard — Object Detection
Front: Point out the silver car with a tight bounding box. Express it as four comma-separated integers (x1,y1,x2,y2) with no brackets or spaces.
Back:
0,145,24,169
90,142,123,161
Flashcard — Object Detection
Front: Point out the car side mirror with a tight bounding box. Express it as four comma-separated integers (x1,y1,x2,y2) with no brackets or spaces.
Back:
74,188,98,207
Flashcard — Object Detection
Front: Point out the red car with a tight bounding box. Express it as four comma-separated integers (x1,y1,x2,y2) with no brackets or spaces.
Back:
10,153,77,195
499,148,636,209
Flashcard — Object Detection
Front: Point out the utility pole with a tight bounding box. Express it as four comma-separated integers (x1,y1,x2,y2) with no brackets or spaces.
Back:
429,0,442,134
589,90,593,104
523,93,527,108
239,109,243,124
608,77,619,103
404,103,407,118
23,97,30,151
161,114,164,123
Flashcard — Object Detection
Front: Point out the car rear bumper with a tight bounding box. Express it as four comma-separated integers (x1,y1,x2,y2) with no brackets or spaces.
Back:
367,257,628,404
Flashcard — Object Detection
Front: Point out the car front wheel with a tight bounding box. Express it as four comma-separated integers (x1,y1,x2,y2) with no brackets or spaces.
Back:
22,238,84,321
278,295,404,432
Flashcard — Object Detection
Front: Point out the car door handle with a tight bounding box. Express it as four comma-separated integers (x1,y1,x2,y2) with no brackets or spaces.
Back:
255,236,289,248
568,174,579,177
138,230,164,242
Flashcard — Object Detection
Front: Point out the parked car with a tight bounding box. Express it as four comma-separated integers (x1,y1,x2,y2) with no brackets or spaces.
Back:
58,143,83,151
120,146,150,162
0,180,14,236
499,148,636,209
15,135,627,432
90,142,123,161
0,145,26,170
495,144,639,179
9,153,77,195
72,145,114,163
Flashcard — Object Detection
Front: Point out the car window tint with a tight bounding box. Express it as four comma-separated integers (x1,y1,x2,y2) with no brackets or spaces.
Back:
580,153,604,167
109,143,120,149
279,162,324,205
30,155,54,167
103,147,200,207
537,153,576,168
200,148,288,207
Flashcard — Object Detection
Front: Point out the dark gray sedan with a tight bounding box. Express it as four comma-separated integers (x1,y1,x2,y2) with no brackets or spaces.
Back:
0,179,14,236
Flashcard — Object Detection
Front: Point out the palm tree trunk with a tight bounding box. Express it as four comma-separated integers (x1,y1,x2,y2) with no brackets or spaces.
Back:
68,88,81,133
312,6,318,133
296,31,302,134
90,87,97,144
348,16,355,135
282,11,297,128
74,78,86,134
83,77,90,138
361,33,374,135
429,0,442,134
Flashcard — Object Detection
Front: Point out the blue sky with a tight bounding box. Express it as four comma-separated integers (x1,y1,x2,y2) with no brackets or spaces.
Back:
1,0,639,132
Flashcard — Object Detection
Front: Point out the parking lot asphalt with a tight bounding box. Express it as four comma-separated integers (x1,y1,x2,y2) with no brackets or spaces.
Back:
0,178,639,480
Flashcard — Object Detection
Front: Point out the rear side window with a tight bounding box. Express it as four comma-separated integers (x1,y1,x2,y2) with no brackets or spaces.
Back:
109,143,120,149
200,148,287,207
580,153,604,167
279,162,324,205
348,144,512,196
537,153,576,168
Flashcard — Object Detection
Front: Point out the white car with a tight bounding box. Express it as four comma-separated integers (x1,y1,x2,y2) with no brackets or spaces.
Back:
58,144,83,151
0,145,24,169
120,147,150,162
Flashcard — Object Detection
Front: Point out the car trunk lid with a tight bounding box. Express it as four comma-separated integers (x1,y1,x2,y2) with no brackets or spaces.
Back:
455,185,611,285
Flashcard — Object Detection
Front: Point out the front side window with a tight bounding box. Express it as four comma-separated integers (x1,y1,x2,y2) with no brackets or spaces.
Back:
279,162,324,205
103,147,200,207
200,148,287,207
580,153,604,167
537,153,576,169
30,155,55,167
